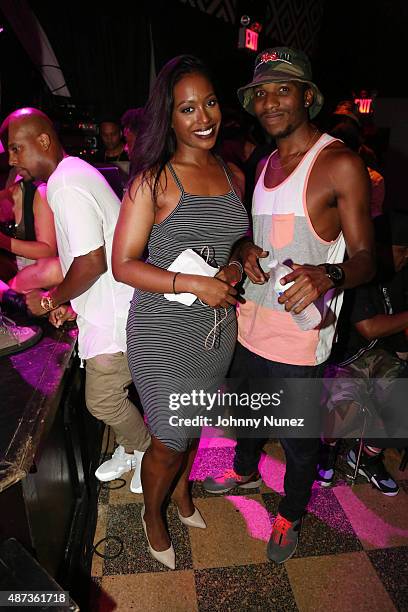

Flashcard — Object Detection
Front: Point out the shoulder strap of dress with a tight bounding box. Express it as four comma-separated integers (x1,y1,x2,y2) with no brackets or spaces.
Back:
166,162,185,194
22,180,36,241
215,155,237,194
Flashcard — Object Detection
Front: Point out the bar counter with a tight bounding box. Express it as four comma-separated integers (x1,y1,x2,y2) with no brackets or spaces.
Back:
0,320,102,606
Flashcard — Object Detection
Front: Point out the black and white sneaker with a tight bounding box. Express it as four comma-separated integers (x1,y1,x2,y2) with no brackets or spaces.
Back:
316,442,339,487
347,448,399,496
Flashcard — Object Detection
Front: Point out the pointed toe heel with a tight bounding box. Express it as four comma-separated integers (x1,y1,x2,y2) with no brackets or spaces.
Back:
141,506,175,569
177,506,207,529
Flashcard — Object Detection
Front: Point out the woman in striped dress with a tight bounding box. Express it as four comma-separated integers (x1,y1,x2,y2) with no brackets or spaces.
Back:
112,55,249,569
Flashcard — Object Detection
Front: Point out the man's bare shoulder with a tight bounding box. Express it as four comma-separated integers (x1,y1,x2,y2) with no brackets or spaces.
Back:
318,141,369,183
319,140,366,174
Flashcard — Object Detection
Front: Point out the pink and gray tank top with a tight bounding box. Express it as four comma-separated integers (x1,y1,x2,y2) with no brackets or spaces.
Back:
238,133,346,366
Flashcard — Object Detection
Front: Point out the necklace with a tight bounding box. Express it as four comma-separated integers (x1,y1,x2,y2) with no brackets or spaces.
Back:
270,128,320,170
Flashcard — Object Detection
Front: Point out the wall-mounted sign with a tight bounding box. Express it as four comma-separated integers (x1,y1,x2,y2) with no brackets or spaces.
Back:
238,27,258,52
354,98,374,114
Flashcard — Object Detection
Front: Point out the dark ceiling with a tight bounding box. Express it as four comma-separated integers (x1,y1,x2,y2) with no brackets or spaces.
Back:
0,0,407,119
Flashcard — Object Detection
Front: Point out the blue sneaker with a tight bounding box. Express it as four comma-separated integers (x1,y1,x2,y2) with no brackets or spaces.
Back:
347,448,399,496
316,442,339,487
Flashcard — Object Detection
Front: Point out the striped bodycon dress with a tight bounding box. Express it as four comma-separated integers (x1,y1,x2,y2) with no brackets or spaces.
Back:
127,161,249,451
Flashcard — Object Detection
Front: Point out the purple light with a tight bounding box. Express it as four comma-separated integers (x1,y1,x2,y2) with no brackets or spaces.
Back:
10,329,77,396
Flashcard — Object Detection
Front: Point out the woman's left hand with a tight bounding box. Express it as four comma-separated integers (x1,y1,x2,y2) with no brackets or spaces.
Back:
215,263,242,286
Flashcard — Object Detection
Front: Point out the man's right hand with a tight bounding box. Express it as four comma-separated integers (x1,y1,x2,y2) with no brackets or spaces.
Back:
49,304,77,328
240,241,269,284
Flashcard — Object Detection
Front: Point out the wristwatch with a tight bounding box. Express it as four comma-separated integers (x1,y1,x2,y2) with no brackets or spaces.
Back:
40,291,57,312
323,263,345,287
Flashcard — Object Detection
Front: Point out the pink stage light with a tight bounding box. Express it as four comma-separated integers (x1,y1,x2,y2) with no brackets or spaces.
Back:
226,495,272,541
334,485,408,548
259,451,285,494
193,434,405,544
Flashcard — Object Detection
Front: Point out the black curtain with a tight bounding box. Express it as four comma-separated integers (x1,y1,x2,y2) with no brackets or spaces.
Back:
27,1,152,118
316,0,408,103
0,10,46,116
12,0,408,121
150,1,261,111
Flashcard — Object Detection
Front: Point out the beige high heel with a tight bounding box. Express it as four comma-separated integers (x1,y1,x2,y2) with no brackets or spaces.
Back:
177,506,207,529
141,505,175,570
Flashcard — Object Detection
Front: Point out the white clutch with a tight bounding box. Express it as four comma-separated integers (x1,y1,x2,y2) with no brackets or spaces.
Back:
164,248,219,305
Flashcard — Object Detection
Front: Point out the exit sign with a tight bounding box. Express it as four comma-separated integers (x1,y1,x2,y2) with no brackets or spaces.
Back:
354,98,373,114
238,27,258,52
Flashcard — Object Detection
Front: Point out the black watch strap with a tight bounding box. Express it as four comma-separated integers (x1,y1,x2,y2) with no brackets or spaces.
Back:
323,263,345,287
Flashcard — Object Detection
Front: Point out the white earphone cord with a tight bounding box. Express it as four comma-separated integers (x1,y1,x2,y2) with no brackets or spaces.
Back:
204,307,228,350
198,246,228,350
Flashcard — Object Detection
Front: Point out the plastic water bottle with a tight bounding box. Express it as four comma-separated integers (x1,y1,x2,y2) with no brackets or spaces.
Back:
268,260,321,331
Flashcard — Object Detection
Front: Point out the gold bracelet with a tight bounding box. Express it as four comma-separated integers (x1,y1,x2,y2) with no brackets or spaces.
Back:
40,293,56,312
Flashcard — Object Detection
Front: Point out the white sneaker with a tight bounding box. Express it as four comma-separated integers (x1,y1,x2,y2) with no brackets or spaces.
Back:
0,309,42,357
130,451,145,494
95,445,137,482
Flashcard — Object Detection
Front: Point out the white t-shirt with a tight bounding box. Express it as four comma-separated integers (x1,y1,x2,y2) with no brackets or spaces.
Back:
47,156,133,359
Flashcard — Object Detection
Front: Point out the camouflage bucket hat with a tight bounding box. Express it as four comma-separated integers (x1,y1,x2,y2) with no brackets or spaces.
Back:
237,47,324,119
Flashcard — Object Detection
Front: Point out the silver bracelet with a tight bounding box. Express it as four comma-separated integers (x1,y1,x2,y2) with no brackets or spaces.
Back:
229,260,243,281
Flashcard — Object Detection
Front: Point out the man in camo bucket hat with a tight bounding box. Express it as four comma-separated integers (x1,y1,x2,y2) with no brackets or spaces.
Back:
237,46,324,119
204,45,375,565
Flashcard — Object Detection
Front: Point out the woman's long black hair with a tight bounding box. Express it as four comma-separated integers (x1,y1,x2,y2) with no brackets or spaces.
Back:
129,55,213,203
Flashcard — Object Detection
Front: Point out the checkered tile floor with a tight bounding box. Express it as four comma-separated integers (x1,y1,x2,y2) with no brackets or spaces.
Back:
90,437,408,611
